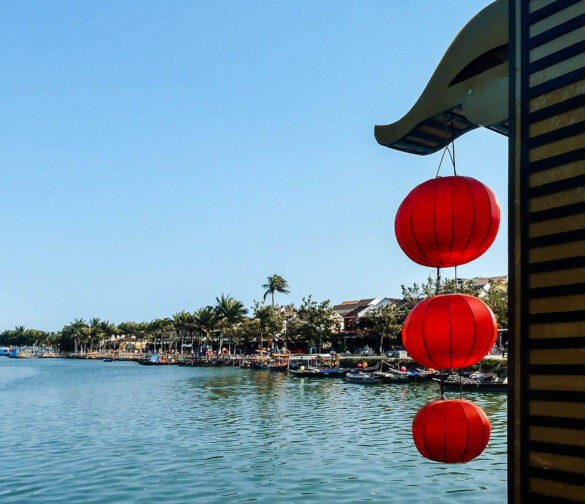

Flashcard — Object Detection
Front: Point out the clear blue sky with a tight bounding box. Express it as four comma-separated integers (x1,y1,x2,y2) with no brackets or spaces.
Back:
0,0,507,331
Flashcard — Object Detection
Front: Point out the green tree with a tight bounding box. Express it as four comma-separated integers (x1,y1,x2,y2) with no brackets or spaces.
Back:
361,304,402,354
290,296,337,353
253,302,274,349
483,279,508,329
401,275,476,303
215,294,248,354
193,306,218,352
262,274,290,307
262,275,290,349
239,318,261,350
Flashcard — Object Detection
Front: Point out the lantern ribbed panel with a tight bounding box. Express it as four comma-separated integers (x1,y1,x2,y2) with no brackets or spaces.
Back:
402,294,497,369
394,176,500,268
412,400,491,463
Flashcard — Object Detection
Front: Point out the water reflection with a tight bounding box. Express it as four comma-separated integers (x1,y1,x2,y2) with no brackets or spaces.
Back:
0,359,506,503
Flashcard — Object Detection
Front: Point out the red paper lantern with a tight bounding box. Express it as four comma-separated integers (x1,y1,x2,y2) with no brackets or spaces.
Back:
395,176,500,267
402,294,497,369
412,399,490,463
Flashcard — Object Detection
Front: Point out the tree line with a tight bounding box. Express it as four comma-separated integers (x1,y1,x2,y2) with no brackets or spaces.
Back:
0,274,508,354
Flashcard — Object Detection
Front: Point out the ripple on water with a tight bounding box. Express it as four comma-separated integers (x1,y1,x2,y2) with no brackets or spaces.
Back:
0,360,506,503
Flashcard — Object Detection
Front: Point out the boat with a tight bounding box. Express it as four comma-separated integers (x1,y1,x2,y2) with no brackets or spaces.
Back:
345,371,381,384
289,367,349,378
374,369,437,384
432,372,507,392
103,357,114,362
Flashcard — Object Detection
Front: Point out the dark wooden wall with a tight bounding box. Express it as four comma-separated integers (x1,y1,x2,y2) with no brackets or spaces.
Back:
511,0,585,502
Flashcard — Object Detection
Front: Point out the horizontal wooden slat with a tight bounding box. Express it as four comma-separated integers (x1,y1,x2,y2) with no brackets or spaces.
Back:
530,240,585,262
531,428,585,446
530,400,585,418
530,0,583,22
530,53,585,90
530,188,585,213
530,0,566,16
529,77,585,113
530,348,585,364
531,25,585,63
530,477,585,502
530,320,585,338
530,267,585,287
530,106,585,137
530,131,585,162
530,3,585,38
529,213,585,237
530,375,585,390
529,201,585,223
531,452,585,474
530,293,585,312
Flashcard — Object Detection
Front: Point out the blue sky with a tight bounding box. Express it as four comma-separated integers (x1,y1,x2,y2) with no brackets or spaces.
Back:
0,0,507,330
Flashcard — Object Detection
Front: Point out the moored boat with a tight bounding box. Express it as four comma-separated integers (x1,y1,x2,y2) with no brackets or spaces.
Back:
289,367,349,378
432,372,507,392
345,371,381,384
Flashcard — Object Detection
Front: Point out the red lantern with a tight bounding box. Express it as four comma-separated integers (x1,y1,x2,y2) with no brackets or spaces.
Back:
402,294,497,369
395,176,500,267
412,399,490,463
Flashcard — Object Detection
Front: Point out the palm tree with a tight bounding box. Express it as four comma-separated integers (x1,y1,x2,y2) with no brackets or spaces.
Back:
69,319,87,354
193,306,218,353
262,274,290,349
173,311,189,354
148,318,173,354
253,302,274,350
118,321,139,353
262,274,290,308
99,320,118,352
215,294,248,355
87,317,103,353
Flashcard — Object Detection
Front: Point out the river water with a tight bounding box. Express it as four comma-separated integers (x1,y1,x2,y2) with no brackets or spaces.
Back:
0,358,506,503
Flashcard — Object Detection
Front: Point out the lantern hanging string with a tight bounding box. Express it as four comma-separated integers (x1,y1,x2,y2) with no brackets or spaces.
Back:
454,265,458,293
435,119,458,178
448,115,457,176
440,372,446,400
449,118,457,175
459,369,463,400
435,146,455,178
435,267,441,296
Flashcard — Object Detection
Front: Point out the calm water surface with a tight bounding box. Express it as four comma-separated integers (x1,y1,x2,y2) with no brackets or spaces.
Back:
0,359,506,503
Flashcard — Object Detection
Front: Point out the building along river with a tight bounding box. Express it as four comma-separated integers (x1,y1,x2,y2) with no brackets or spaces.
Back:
0,358,506,503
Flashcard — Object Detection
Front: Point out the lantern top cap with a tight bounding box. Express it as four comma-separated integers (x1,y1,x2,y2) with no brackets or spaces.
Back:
374,0,509,156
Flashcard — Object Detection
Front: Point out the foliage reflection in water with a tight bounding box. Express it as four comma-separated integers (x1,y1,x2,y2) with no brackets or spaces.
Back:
0,359,506,503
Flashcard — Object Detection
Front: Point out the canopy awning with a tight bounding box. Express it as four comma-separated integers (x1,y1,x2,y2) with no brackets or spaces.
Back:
375,0,509,156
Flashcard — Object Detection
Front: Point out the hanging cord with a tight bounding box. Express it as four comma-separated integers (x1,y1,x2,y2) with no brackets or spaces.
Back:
459,368,463,400
436,117,458,178
448,115,457,176
435,146,455,178
435,266,441,296
450,120,457,175
440,372,446,400
454,265,458,293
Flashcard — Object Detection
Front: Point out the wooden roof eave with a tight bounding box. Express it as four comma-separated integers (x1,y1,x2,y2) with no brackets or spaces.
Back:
374,0,509,156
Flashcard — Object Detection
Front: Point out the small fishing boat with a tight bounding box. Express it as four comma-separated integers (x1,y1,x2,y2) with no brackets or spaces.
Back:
432,372,507,392
289,367,349,378
374,369,437,384
345,371,381,384
103,357,113,362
